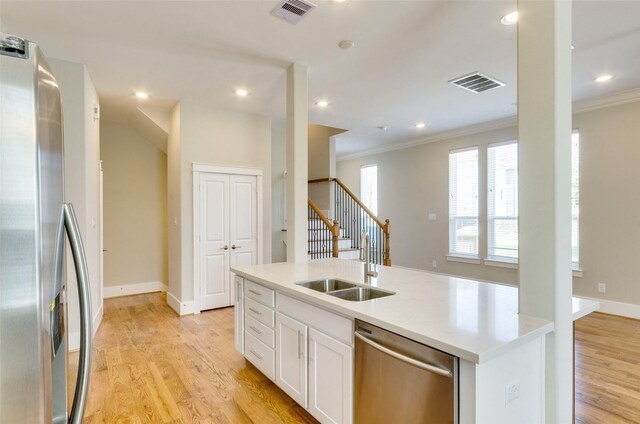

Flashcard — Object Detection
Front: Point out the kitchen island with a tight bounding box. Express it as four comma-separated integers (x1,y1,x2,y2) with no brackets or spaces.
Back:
231,258,599,424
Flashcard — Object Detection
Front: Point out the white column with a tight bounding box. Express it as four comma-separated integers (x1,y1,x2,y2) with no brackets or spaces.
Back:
286,63,309,263
517,1,573,423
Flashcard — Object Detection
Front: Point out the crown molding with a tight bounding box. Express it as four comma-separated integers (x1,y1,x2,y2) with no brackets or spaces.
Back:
337,88,640,162
337,116,516,162
572,87,640,114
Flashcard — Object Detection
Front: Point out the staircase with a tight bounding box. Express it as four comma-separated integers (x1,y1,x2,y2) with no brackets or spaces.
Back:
307,204,360,260
307,178,391,266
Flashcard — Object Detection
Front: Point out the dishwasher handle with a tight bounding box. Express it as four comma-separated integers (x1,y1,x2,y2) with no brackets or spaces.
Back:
355,331,453,378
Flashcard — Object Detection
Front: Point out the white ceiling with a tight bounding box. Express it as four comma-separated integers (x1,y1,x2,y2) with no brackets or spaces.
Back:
3,0,640,157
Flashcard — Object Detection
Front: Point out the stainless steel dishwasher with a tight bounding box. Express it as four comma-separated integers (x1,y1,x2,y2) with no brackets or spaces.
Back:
354,320,458,424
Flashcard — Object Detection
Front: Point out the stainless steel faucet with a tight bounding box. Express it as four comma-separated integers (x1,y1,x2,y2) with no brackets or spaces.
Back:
360,232,378,283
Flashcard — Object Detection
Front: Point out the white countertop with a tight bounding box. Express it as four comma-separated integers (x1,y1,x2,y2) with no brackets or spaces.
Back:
231,259,599,364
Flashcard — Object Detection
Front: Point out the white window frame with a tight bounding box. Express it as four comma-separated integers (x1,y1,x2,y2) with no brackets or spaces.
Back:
571,130,580,270
360,164,378,216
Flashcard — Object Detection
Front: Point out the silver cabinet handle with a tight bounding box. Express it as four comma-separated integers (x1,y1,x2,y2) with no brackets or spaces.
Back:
354,331,453,378
64,204,93,424
231,244,241,250
249,349,263,360
249,326,263,335
221,245,229,250
248,289,262,296
248,307,262,315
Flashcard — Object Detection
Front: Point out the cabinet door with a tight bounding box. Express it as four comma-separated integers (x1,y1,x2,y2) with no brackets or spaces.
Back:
309,328,353,424
234,275,244,354
276,312,308,407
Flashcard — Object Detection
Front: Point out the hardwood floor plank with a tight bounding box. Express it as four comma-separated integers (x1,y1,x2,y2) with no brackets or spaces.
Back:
71,293,639,423
71,293,317,423
575,312,640,423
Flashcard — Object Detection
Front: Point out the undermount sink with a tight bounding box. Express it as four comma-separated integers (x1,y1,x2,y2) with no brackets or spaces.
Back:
296,279,356,292
327,287,395,302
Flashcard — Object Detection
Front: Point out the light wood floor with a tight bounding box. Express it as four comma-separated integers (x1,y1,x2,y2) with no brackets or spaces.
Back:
69,292,317,423
70,293,640,423
575,313,640,423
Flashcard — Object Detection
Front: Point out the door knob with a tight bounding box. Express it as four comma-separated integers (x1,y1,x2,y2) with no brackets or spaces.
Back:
221,245,229,250
231,245,241,250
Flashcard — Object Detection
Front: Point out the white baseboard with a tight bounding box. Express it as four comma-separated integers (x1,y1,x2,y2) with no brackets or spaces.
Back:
167,291,195,316
578,296,640,320
103,281,167,298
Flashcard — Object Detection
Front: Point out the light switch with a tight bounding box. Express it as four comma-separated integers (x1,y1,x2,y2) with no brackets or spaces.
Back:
428,213,437,221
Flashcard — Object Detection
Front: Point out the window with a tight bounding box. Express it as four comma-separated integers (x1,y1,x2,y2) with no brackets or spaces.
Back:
488,142,518,259
360,164,378,215
571,132,580,265
449,148,479,256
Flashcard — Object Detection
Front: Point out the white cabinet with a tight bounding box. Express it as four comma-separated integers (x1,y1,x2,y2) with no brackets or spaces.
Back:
235,287,354,424
234,275,244,354
308,328,353,424
276,312,308,407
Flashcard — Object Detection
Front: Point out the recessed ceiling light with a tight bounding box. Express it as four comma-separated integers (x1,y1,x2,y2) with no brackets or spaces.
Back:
338,40,355,49
331,0,346,3
235,89,249,97
571,44,575,50
316,100,329,107
415,123,425,129
595,75,613,83
135,92,149,99
500,11,518,25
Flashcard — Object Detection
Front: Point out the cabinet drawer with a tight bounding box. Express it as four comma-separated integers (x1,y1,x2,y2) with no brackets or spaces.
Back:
245,280,275,307
245,314,275,348
245,297,275,328
245,332,275,380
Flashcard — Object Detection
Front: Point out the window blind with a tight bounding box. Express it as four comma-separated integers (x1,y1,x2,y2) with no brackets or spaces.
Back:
449,148,479,256
488,142,518,259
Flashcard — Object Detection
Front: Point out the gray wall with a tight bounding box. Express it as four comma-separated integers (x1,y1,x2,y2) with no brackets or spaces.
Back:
100,122,168,288
337,100,640,305
49,58,102,344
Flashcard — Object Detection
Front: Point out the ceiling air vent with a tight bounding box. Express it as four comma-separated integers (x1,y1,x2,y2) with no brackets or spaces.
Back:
449,72,505,93
271,0,317,24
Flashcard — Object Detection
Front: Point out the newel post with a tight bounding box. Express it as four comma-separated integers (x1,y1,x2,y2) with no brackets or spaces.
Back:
383,219,391,266
332,220,340,258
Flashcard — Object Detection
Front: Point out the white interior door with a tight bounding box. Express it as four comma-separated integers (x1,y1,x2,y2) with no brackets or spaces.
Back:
199,172,258,311
229,174,258,302
199,173,230,310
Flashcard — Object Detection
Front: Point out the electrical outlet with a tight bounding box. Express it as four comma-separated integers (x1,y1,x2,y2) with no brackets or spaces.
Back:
505,380,520,405
428,213,437,221
598,283,606,293
432,260,437,268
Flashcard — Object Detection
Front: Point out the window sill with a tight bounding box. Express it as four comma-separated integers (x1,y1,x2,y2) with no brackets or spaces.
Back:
484,257,518,269
446,254,481,265
483,257,583,277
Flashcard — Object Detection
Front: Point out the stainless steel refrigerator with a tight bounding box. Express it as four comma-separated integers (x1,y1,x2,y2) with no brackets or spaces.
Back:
1,34,92,423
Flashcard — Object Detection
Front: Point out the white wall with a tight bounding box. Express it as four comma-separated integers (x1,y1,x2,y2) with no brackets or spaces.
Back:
167,101,272,310
272,123,287,263
167,104,182,303
337,100,640,307
49,58,102,347
100,122,168,290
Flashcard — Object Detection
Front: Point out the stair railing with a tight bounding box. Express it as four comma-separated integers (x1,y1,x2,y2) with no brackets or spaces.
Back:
308,198,341,259
308,178,391,266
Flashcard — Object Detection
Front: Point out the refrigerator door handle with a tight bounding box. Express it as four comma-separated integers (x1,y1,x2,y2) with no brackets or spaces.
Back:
64,203,93,424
